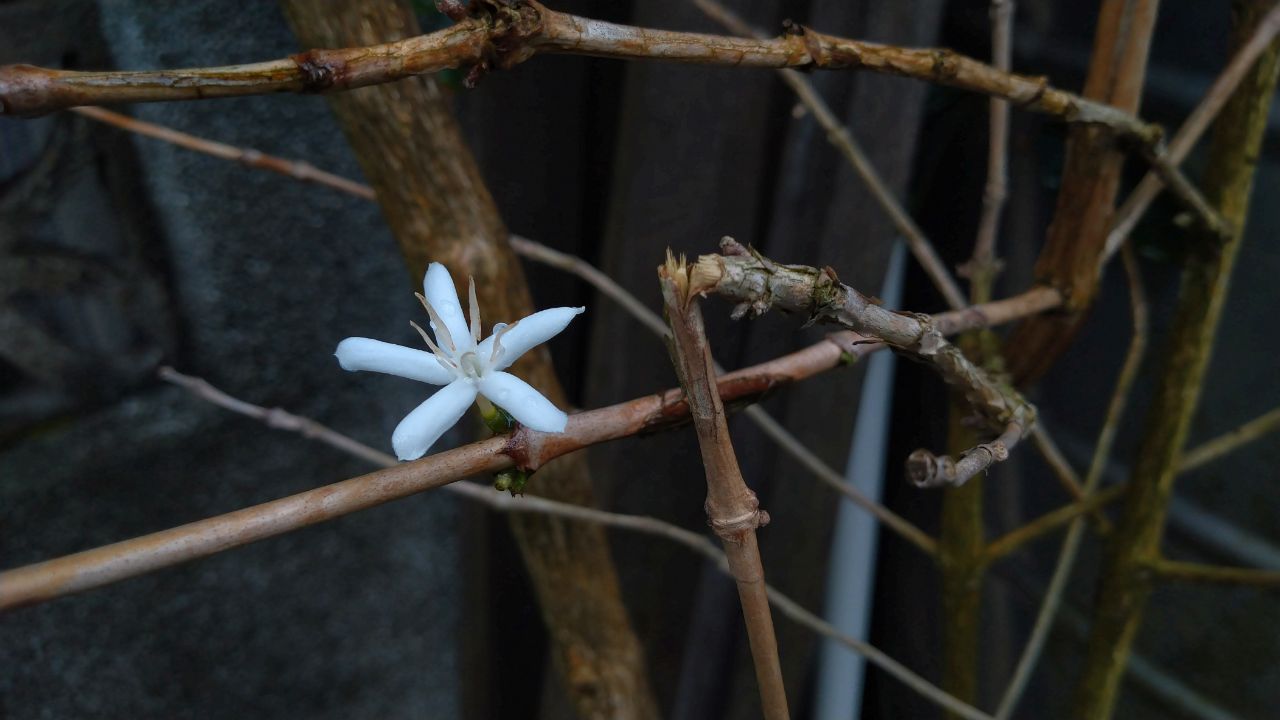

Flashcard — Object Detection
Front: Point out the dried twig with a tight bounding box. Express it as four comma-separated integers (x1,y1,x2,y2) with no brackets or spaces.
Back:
661,254,789,720
71,106,376,199
0,0,1158,146
1178,405,1280,474
964,0,1014,294
693,239,1037,487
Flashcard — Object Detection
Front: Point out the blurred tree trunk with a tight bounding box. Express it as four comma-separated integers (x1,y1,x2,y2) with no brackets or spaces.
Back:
280,2,660,718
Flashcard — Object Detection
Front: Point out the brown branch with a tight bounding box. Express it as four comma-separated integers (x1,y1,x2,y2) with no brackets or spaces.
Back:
660,255,790,720
1104,2,1280,263
157,366,996,720
71,106,376,199
963,0,1014,294
1150,559,1280,588
0,281,1056,612
983,483,1128,563
694,238,1038,487
690,0,969,311
1178,405,1280,474
0,1,1157,143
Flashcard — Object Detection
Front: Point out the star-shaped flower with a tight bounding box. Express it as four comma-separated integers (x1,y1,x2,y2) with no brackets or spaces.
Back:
336,262,583,461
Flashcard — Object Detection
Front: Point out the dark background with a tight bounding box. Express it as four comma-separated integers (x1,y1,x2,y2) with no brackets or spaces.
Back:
2,1,1278,718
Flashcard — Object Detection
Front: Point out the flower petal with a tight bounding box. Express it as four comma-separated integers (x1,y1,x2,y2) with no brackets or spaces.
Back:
391,380,478,461
423,263,473,353
335,337,453,385
479,306,585,371
478,371,567,433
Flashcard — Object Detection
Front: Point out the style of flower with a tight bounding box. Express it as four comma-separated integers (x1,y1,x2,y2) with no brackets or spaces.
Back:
336,263,584,461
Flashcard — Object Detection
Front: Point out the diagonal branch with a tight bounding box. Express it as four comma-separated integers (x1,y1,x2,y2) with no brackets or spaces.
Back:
692,239,1038,487
1150,559,1280,587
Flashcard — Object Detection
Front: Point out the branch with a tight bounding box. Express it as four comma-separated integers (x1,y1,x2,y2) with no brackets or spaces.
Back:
693,239,1037,487
0,278,1057,611
1151,560,1280,588
1178,405,1280,474
963,0,1014,293
690,0,968,311
983,483,1128,562
660,255,790,720
0,1,1157,144
1104,2,1280,264
161,367,996,720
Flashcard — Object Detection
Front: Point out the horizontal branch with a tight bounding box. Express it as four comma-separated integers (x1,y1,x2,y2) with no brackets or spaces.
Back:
0,0,1157,144
693,238,1040,487
159,366,995,720
1151,559,1280,588
1178,405,1280,474
0,283,1059,611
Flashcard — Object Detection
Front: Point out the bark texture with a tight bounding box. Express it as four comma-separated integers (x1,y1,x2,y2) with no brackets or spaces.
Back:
280,3,659,718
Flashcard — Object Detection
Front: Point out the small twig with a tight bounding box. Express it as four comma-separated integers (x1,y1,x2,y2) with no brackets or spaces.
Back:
71,106,376,199
993,243,1148,719
695,239,1037,487
963,0,1014,294
1136,142,1234,241
162,366,994,720
1104,2,1280,264
0,1,1159,147
983,483,1128,562
660,254,790,720
690,0,968,311
1150,559,1280,588
1178,405,1280,474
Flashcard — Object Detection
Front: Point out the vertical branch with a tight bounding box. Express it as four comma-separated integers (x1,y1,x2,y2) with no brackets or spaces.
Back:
660,255,790,720
280,3,660,718
964,0,1014,299
1004,0,1160,383
1073,4,1280,717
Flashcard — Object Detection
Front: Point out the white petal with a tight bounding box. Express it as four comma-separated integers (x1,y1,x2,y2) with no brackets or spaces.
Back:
480,307,585,371
478,371,567,433
391,380,478,461
423,263,474,353
335,337,453,385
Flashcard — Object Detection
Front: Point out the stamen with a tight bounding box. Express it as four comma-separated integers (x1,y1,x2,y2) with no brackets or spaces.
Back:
468,276,482,345
410,320,454,367
415,291,456,353
490,319,518,364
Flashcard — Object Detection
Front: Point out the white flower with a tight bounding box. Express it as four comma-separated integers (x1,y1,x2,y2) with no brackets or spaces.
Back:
336,262,584,461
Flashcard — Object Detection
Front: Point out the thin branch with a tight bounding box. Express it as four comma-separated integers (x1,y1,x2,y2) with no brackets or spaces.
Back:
983,483,1128,562
661,255,790,720
993,243,1149,720
73,104,941,556
0,281,1060,611
0,1,1157,146
71,106,376,199
690,0,968,311
1151,559,1280,588
159,366,995,720
964,0,1014,293
694,239,1037,487
1178,405,1280,474
1104,2,1280,263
